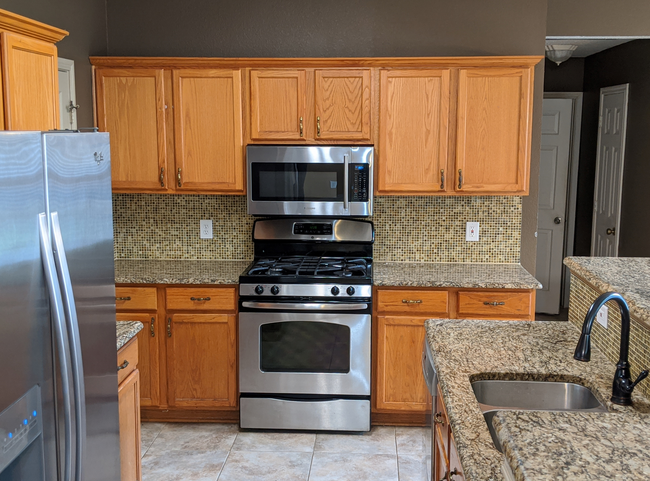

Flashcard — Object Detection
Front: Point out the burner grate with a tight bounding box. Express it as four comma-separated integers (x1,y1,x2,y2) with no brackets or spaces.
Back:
247,256,369,278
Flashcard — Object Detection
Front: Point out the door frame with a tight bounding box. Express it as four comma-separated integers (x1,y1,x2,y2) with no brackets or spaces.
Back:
590,84,629,257
540,92,583,309
57,57,77,130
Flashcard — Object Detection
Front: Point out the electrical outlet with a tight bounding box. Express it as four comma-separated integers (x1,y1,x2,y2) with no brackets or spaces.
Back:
466,222,480,242
200,220,213,239
596,305,608,329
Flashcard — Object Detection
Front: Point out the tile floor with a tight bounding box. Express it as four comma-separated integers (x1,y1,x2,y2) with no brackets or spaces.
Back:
141,422,431,481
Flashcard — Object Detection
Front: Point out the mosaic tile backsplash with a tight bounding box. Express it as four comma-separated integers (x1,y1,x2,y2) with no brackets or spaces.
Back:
113,194,522,262
569,274,650,400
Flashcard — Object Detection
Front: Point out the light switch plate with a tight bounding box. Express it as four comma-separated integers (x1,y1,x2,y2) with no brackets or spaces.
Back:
596,305,608,329
466,222,480,242
200,220,213,239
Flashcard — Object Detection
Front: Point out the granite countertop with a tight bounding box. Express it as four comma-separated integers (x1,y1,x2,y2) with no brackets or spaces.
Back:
374,262,541,289
114,259,251,285
564,256,650,324
425,319,650,481
116,321,143,351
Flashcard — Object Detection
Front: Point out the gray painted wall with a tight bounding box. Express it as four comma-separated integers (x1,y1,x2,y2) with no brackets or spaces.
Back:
547,0,650,36
2,0,108,129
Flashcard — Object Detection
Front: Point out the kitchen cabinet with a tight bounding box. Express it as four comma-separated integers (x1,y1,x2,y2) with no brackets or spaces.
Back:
378,69,451,193
373,286,534,423
248,67,372,142
434,384,465,481
117,337,141,481
94,65,244,193
115,284,238,422
0,9,67,131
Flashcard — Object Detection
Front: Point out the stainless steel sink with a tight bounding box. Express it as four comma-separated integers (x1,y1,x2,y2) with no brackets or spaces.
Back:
471,380,607,452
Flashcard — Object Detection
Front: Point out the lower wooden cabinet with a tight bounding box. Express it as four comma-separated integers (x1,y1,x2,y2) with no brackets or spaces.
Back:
434,385,465,481
116,284,238,422
117,338,141,481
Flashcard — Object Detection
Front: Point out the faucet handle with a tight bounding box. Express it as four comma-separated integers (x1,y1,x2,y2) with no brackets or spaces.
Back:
631,370,650,390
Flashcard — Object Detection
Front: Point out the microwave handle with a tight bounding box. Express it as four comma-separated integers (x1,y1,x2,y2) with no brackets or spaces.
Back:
343,153,349,211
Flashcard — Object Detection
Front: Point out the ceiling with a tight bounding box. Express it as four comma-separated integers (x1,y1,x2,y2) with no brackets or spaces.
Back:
545,37,650,57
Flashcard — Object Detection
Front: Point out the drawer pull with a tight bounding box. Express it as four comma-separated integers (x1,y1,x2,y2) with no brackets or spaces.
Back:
434,411,444,425
441,468,460,481
115,296,131,301
167,318,172,337
190,297,211,302
483,301,506,306
402,299,423,304
117,360,129,372
150,317,155,337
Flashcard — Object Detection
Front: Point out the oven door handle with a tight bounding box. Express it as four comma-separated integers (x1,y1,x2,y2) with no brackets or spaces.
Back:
241,301,368,311
343,152,349,212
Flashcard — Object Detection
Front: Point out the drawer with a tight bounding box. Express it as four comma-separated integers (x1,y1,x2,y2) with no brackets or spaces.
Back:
457,289,533,319
165,287,237,311
377,289,450,315
115,287,157,311
117,336,138,385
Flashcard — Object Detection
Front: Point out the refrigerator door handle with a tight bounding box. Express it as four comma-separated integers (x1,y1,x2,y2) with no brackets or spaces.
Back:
50,212,86,481
39,213,74,481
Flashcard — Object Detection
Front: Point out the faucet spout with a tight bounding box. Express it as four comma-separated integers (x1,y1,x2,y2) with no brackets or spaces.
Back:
573,291,649,406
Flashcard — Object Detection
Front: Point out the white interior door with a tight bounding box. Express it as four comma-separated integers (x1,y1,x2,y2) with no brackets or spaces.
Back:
536,98,573,314
591,84,629,257
57,58,77,130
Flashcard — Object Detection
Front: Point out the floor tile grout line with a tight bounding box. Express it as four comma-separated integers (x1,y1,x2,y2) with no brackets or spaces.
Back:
215,449,231,481
141,422,167,459
306,452,315,481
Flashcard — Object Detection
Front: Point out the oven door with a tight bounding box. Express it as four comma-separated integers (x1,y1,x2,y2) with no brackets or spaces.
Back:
246,145,373,216
239,307,371,396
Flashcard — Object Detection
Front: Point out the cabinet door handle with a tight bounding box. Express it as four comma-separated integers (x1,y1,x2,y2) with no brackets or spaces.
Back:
434,411,445,425
177,168,182,187
160,167,165,187
317,116,321,137
458,169,463,189
167,318,172,338
150,317,155,337
484,301,506,306
190,297,211,301
117,360,129,372
441,468,460,481
440,169,445,190
299,117,304,137
115,296,131,301
402,299,422,304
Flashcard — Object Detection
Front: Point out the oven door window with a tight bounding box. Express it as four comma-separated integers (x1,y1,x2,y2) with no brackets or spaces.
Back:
251,163,344,202
260,321,350,373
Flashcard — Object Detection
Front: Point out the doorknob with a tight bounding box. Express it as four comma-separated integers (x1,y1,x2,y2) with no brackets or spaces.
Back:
607,227,616,235
554,217,562,224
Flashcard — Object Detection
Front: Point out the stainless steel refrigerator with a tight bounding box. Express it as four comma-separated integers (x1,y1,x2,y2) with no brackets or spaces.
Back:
0,132,120,481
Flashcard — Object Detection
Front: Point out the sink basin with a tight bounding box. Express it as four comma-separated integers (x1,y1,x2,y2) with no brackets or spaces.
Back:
471,380,607,452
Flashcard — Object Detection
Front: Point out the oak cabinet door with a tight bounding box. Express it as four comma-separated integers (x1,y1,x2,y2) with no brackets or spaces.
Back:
455,67,533,194
314,69,371,140
2,32,59,130
173,69,244,192
378,69,451,194
118,369,141,481
95,68,167,191
116,312,161,408
375,315,431,412
166,313,237,408
249,69,306,140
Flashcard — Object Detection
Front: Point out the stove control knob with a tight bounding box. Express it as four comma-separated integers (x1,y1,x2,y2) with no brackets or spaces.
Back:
331,286,340,296
346,286,356,296
255,285,264,295
270,285,280,295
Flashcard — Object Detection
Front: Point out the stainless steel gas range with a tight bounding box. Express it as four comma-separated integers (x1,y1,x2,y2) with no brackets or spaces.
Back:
238,218,373,432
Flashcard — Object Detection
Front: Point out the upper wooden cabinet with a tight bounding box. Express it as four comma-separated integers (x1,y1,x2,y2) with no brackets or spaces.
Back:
173,69,244,192
378,69,450,193
94,66,244,193
0,9,67,131
248,67,372,142
95,68,167,191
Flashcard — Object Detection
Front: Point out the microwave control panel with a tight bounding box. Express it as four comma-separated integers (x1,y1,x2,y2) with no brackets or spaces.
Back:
350,164,369,202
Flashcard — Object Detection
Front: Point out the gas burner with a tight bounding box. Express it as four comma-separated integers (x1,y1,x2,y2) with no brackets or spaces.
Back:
245,255,370,279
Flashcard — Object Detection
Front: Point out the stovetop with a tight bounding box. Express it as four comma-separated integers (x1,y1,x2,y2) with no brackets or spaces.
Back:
241,255,372,284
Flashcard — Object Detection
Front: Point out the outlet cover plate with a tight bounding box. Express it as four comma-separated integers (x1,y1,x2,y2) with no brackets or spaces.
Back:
466,222,480,242
596,305,608,329
200,220,213,239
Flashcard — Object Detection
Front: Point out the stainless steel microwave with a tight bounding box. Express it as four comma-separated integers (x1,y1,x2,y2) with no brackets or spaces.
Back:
246,145,373,216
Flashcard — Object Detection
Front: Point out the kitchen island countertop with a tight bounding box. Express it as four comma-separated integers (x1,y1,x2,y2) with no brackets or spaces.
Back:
425,318,650,481
116,321,143,351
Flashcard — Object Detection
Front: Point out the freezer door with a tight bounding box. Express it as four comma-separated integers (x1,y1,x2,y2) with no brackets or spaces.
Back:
0,132,57,481
43,132,120,481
